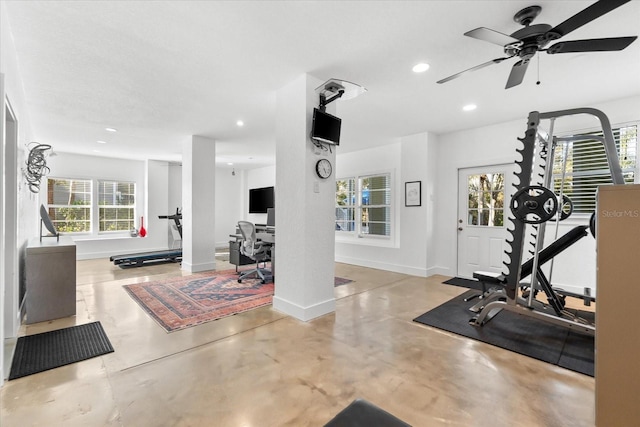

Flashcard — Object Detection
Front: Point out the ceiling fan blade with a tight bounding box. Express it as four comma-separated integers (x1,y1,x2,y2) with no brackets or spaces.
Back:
465,27,521,47
437,57,511,84
548,0,632,38
547,36,637,54
505,59,530,89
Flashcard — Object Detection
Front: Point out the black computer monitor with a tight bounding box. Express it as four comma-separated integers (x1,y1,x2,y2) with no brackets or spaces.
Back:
249,186,274,214
311,108,341,145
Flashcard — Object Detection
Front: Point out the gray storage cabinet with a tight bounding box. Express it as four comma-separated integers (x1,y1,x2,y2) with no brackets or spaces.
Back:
229,240,253,268
25,237,77,324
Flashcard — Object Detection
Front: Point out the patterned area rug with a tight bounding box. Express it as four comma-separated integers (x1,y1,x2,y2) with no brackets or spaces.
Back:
123,270,274,332
124,271,354,332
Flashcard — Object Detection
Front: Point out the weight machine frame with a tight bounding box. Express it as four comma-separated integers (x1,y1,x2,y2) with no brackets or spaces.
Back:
471,108,625,337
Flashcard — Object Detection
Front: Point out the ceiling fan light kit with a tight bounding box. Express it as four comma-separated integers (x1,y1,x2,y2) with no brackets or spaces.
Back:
437,0,637,89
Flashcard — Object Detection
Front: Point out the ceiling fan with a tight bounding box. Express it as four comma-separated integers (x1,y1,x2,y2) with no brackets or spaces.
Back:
437,0,637,89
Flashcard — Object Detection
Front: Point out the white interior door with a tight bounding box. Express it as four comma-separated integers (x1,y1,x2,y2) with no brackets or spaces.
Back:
457,165,515,279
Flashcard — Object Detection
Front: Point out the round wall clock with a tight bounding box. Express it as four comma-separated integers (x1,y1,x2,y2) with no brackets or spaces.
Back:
315,158,332,179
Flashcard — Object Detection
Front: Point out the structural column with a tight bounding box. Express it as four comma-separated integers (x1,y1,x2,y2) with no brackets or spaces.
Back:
273,73,336,321
144,159,169,250
182,135,216,273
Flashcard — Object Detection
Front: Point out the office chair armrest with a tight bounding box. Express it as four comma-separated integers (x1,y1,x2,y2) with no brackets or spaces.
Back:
254,241,270,254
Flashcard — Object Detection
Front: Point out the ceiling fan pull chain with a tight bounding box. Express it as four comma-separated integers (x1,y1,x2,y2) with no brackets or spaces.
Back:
536,55,541,86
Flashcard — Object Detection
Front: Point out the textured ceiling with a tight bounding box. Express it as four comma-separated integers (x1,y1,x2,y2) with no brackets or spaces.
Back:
4,1,640,168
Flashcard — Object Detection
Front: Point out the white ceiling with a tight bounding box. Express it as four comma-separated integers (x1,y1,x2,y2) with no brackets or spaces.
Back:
4,1,640,169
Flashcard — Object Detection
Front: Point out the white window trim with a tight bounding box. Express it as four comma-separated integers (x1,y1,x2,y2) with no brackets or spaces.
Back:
45,177,93,235
97,180,137,234
553,121,638,221
335,169,397,247
44,176,139,238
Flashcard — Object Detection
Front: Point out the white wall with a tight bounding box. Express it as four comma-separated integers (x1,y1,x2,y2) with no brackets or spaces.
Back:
44,154,247,258
334,135,438,277
1,0,39,383
433,96,640,294
167,164,244,249
214,167,244,248
42,152,170,259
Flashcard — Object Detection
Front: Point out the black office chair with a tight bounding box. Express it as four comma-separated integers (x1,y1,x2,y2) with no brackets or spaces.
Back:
237,221,271,284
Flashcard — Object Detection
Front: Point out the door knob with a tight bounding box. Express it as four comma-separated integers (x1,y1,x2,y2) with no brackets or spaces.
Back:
458,227,463,231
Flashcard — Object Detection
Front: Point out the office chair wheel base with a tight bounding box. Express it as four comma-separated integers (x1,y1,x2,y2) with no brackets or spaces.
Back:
238,279,242,283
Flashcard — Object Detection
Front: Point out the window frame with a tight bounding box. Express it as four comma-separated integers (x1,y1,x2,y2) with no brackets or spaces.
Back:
465,172,506,228
552,122,638,218
336,171,392,239
97,180,137,233
45,176,138,236
46,177,93,234
336,176,357,233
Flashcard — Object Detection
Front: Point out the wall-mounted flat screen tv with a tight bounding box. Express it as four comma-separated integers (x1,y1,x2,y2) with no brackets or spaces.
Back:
249,186,275,214
311,108,341,145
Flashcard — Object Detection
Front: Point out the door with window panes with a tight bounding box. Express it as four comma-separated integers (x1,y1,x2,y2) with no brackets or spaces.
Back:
457,165,515,278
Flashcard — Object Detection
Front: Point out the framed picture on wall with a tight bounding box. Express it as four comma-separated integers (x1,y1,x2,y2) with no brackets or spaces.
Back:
405,181,421,207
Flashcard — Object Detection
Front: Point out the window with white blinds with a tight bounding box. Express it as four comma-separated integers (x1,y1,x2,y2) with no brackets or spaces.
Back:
336,178,356,232
46,177,138,234
46,178,92,232
552,124,637,214
98,180,136,232
336,173,391,237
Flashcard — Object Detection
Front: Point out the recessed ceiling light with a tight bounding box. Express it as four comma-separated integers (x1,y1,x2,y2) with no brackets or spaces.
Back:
227,162,233,166
105,127,117,132
92,149,101,153
97,140,107,144
236,120,244,127
412,63,430,73
463,104,477,111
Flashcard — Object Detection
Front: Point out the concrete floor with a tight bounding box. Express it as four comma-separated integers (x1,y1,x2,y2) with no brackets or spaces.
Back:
1,258,594,426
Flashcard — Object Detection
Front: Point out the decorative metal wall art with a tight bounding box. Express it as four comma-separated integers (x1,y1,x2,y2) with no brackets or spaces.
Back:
24,143,52,193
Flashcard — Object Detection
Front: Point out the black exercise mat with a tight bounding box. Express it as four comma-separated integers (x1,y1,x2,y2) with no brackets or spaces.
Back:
324,398,411,427
413,290,594,376
9,321,114,380
442,277,484,291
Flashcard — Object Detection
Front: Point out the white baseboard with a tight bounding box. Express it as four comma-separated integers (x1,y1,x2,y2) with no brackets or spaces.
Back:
426,266,452,277
335,255,429,277
272,296,336,322
182,261,216,273
76,247,168,260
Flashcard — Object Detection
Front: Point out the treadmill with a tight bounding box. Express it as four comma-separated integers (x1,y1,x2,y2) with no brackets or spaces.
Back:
110,209,183,267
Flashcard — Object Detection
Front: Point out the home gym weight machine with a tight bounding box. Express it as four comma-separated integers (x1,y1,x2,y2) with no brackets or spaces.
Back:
470,108,626,337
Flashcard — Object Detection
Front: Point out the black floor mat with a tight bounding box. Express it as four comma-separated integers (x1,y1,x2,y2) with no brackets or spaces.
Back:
442,277,484,291
413,290,594,376
9,321,114,380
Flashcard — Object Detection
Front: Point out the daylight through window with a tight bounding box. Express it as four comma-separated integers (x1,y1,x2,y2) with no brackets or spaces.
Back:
98,180,136,232
336,173,391,237
46,178,92,232
552,124,637,214
46,177,138,234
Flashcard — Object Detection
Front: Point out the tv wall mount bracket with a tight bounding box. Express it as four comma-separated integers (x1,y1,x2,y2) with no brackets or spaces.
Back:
316,78,367,112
